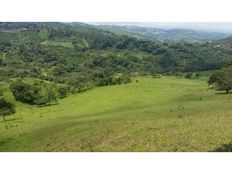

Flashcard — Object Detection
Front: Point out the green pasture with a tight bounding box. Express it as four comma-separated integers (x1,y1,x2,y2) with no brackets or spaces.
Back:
1,76,232,152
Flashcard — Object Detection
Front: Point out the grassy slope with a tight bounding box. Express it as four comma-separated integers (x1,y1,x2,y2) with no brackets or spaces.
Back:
1,76,232,152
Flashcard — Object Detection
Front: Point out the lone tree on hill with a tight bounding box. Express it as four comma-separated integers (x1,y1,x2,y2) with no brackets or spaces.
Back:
0,87,15,121
208,64,232,94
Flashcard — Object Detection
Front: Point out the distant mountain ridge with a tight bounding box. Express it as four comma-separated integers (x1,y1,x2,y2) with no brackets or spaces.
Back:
95,25,232,42
0,22,92,31
1,22,231,43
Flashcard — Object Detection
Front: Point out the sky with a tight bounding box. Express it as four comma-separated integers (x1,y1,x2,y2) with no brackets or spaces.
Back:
89,22,232,33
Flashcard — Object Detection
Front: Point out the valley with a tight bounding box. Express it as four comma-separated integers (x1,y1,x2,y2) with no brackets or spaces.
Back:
1,22,232,152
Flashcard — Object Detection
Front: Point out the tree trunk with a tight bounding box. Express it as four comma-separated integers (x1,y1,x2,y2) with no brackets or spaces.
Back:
2,115,5,121
226,89,229,94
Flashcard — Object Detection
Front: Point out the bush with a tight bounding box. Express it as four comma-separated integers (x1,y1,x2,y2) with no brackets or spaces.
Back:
0,98,15,117
10,80,58,105
34,88,57,105
0,86,15,120
208,65,232,94
58,86,70,98
185,72,200,79
185,72,193,79
175,71,182,78
10,80,37,104
95,74,131,86
68,81,89,93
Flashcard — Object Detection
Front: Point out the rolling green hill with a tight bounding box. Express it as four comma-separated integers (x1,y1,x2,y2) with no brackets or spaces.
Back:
1,76,232,152
1,23,232,152
97,25,231,42
1,22,232,89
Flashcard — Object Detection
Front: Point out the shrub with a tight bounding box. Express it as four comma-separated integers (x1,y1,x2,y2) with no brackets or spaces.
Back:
95,74,131,86
10,80,37,104
0,98,15,120
175,71,182,78
185,72,193,79
208,66,232,94
0,86,15,120
10,80,58,105
58,86,70,98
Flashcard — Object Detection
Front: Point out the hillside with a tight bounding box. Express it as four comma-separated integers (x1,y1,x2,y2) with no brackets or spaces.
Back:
0,22,90,31
1,22,232,90
211,37,232,53
97,25,231,42
1,22,232,152
1,76,232,151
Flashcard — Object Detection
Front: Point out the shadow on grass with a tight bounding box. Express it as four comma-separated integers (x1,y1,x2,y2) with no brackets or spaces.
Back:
37,102,59,108
4,117,21,122
215,91,232,95
0,138,14,146
211,143,232,152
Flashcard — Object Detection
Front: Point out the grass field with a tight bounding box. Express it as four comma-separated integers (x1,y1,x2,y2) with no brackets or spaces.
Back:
1,76,232,152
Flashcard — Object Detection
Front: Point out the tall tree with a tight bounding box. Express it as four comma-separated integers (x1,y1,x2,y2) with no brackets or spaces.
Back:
208,64,232,94
0,86,15,121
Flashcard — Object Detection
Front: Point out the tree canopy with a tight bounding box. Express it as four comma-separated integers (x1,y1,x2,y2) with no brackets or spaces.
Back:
0,85,15,120
1,22,232,91
208,63,232,94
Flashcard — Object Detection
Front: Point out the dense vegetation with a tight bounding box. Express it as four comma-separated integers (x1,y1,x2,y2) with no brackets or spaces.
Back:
0,83,15,121
97,25,231,42
1,22,232,105
1,23,232,93
10,80,57,105
208,63,232,94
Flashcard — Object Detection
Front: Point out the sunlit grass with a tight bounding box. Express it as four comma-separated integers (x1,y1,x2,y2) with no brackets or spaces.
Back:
1,76,232,151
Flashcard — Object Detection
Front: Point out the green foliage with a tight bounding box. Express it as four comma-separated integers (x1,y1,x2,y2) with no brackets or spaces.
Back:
57,86,70,98
208,63,232,94
185,72,193,79
1,22,232,91
72,39,89,51
175,71,183,78
0,98,15,117
99,25,229,42
10,80,58,105
10,80,37,104
1,22,232,97
95,73,131,86
185,72,199,79
0,84,15,118
33,82,58,106
1,22,232,151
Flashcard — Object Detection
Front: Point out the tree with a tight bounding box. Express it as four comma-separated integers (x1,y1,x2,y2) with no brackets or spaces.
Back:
185,72,193,79
46,89,57,105
58,86,69,98
31,83,57,106
208,65,232,94
10,80,58,106
0,86,15,121
175,71,182,78
10,80,36,104
0,98,15,121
